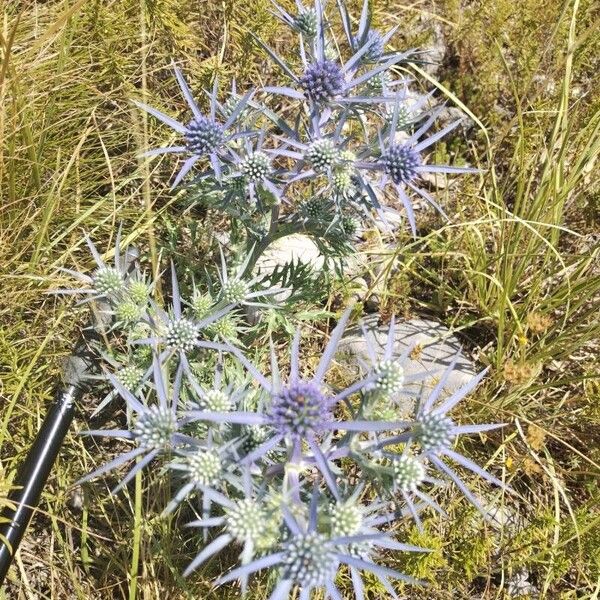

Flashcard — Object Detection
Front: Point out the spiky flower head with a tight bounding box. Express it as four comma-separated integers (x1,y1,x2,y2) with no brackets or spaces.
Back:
372,360,405,397
186,449,222,486
330,502,363,537
362,70,392,96
240,151,272,183
241,424,269,453
357,30,385,61
387,103,413,130
414,413,455,452
127,278,151,305
225,499,275,545
208,314,240,341
200,389,231,412
301,196,332,220
339,215,360,237
332,168,354,194
393,454,426,492
93,267,125,295
300,60,345,103
294,8,318,38
381,143,422,184
221,278,249,304
133,405,176,450
115,299,143,325
271,381,330,439
306,139,340,172
117,365,145,390
191,291,213,319
185,115,225,156
165,317,200,352
282,532,337,587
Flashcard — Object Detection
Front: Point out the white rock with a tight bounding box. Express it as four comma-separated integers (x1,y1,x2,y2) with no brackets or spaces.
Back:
506,569,538,598
254,234,324,274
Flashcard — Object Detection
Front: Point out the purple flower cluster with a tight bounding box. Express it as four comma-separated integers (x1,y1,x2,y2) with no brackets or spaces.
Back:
135,0,478,239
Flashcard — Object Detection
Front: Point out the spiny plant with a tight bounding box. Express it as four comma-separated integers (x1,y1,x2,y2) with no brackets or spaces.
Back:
57,1,511,597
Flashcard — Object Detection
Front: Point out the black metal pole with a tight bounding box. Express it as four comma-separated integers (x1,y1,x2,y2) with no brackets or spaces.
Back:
0,386,80,583
0,350,93,586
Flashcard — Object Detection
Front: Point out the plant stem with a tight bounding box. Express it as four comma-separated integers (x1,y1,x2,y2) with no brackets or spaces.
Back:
242,203,303,277
128,465,143,600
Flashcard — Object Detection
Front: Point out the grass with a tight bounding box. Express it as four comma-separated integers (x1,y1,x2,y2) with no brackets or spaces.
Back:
1,0,599,598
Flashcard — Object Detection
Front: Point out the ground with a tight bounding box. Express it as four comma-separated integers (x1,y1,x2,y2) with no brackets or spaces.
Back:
0,0,598,598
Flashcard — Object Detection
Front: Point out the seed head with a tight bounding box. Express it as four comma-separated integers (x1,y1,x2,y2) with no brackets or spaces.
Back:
300,61,345,103
242,424,269,453
306,139,340,172
225,499,270,543
387,104,413,130
133,405,176,450
191,291,213,319
282,532,337,587
301,196,332,220
93,267,125,295
117,365,145,390
186,449,222,486
372,360,405,396
115,300,143,324
221,279,249,304
240,151,272,182
185,115,224,156
414,413,455,452
165,318,200,352
339,215,360,237
200,389,231,412
332,169,354,194
362,71,392,96
393,454,426,492
381,144,422,184
128,279,151,305
208,314,239,341
294,9,318,38
330,502,363,537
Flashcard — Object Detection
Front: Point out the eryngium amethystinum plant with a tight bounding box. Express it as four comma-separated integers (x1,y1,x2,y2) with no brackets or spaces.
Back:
59,1,511,597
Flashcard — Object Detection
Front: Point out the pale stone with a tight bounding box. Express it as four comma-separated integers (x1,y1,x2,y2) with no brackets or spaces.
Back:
254,234,325,274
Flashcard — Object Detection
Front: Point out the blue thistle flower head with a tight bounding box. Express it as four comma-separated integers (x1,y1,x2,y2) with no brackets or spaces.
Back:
134,65,255,187
374,356,511,518
306,137,340,171
53,229,135,303
271,380,332,439
211,495,427,597
93,266,126,295
184,114,225,156
381,143,422,184
414,412,455,452
392,453,426,492
239,150,272,182
164,316,201,352
141,265,234,358
133,404,178,450
300,60,345,102
269,1,318,38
